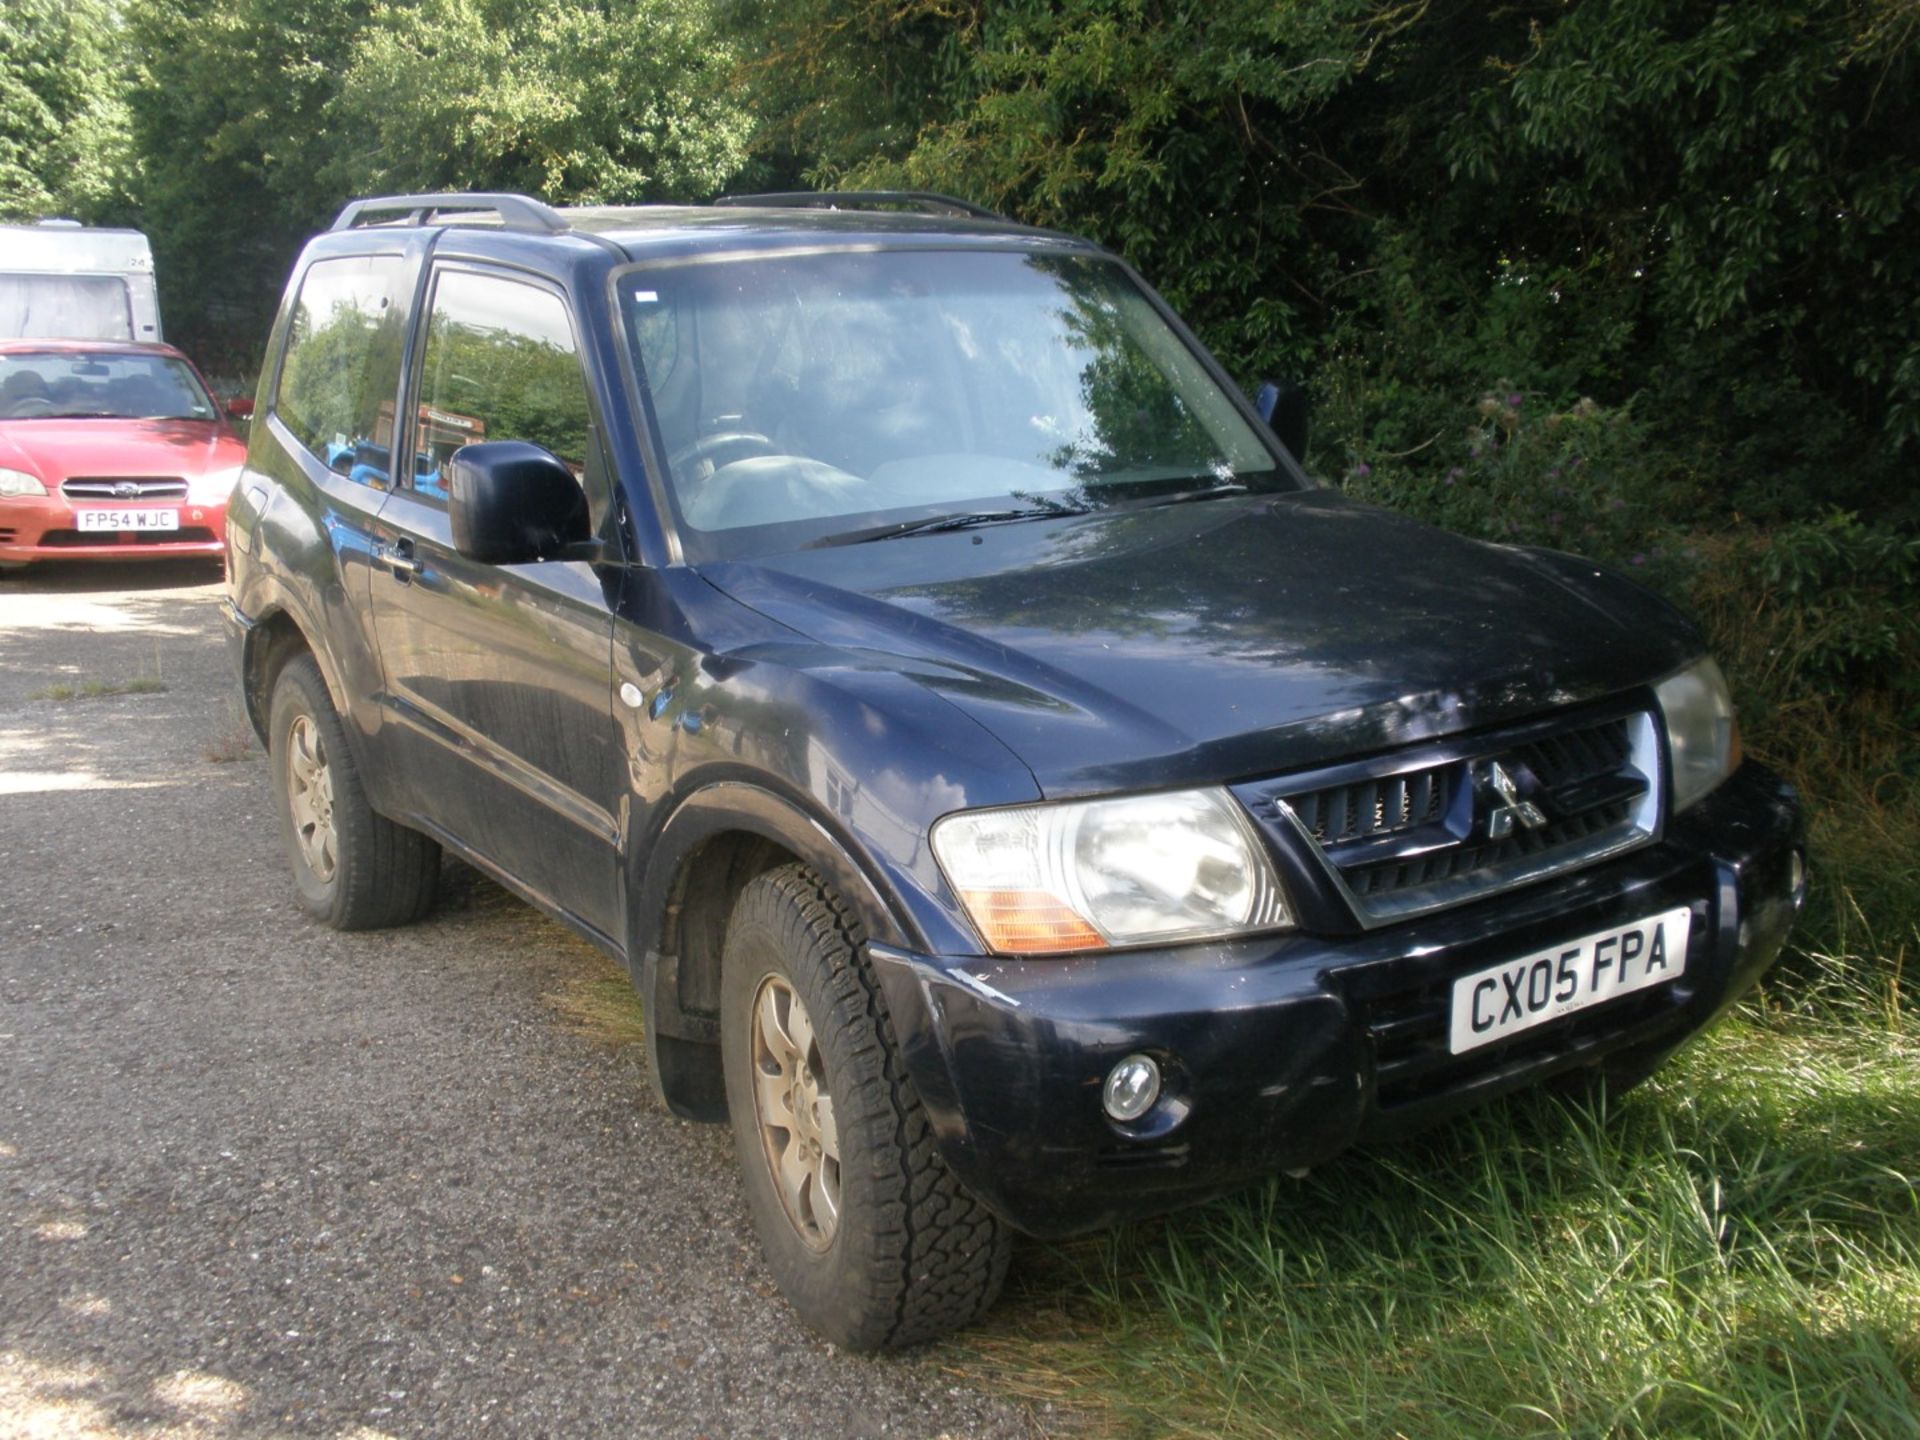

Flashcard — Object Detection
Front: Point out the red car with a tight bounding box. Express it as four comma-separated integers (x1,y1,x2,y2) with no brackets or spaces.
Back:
0,340,250,573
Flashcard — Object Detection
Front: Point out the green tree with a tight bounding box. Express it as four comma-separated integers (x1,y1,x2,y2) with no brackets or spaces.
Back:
729,0,1920,517
324,0,750,203
0,0,135,221
122,0,750,366
124,0,376,366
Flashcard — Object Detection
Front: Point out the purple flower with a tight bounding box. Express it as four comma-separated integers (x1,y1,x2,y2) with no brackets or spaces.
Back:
1630,553,1647,566
1506,392,1523,408
1350,462,1372,478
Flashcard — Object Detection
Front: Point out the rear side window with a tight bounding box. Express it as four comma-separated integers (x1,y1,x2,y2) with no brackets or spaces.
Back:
410,268,593,503
275,255,410,486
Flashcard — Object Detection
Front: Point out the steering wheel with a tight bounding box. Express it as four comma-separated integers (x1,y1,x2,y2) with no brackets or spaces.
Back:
5,397,54,419
668,431,779,477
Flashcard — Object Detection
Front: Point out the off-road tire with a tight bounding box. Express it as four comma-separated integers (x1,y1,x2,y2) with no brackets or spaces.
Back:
720,863,1011,1350
268,653,439,929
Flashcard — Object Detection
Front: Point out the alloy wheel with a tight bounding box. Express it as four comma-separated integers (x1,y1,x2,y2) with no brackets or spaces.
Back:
284,713,337,883
748,973,841,1249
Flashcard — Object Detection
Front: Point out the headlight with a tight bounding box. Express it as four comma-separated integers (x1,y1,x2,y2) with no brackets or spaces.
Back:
189,464,244,506
930,788,1293,955
0,467,47,497
1655,658,1742,813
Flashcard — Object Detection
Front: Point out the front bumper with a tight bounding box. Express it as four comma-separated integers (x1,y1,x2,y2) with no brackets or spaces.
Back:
0,495,226,565
867,763,1803,1238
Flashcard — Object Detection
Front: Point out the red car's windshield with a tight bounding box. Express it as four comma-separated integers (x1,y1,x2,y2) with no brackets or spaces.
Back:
0,352,217,423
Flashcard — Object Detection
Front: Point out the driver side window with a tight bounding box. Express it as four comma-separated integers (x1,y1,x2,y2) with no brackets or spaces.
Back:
412,268,594,504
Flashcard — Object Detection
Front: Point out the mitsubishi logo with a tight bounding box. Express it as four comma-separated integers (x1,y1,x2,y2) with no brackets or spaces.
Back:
1479,759,1548,840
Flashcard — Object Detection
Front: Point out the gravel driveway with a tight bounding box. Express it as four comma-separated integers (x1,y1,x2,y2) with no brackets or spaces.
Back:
0,561,1046,1440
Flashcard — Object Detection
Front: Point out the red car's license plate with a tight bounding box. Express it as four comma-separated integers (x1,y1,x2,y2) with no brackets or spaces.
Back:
76,508,180,532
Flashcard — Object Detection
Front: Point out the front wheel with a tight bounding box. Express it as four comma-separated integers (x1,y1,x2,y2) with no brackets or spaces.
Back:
267,653,439,929
720,864,1010,1349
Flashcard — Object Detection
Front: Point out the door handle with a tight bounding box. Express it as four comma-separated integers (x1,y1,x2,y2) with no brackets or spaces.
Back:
378,539,419,580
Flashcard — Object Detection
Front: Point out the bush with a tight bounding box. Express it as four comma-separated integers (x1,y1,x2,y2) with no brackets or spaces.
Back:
1340,390,1920,959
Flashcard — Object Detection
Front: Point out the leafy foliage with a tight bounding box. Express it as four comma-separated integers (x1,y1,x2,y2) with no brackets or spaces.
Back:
735,0,1920,509
120,0,748,368
0,0,135,221
123,0,380,369
323,0,749,204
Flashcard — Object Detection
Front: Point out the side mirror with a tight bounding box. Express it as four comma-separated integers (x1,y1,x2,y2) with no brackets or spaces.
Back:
448,440,591,564
1255,379,1310,465
226,395,254,420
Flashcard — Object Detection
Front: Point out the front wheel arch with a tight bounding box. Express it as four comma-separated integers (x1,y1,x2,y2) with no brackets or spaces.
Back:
630,783,919,1122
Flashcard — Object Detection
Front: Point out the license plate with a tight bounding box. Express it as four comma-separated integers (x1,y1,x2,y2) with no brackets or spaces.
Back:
76,508,179,532
1448,906,1692,1054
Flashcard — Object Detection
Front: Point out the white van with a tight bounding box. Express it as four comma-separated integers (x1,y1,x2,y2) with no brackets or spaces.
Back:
0,222,164,343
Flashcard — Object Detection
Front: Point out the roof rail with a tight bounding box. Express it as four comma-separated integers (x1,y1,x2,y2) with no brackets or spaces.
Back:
713,190,1008,222
330,192,569,234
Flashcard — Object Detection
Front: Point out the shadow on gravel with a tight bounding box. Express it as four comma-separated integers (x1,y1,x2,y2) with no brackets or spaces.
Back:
2,558,225,595
0,589,224,642
0,1352,261,1439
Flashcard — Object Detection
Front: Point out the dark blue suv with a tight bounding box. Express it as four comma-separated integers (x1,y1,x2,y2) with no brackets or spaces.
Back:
224,191,1805,1349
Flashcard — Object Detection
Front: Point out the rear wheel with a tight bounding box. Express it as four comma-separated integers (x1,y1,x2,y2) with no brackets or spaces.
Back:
268,653,439,929
720,864,1010,1349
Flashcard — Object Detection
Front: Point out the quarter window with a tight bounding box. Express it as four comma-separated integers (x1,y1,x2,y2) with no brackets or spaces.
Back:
275,255,410,486
411,269,594,503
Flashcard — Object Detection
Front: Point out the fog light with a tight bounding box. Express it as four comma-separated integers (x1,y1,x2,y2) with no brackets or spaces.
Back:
1102,1054,1162,1123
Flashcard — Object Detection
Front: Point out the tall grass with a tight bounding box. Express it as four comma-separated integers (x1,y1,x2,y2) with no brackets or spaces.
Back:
965,943,1919,1438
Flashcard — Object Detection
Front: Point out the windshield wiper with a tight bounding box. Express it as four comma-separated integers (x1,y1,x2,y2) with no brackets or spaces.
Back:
1135,479,1251,508
814,501,1090,548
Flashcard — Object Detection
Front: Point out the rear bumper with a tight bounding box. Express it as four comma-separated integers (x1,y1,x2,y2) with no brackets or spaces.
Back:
0,495,225,565
867,763,1803,1238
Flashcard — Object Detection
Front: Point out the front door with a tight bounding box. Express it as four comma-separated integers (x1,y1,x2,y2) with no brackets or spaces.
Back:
366,263,626,942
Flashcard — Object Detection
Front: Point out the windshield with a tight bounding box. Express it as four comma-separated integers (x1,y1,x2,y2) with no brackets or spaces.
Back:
619,249,1289,558
0,351,217,422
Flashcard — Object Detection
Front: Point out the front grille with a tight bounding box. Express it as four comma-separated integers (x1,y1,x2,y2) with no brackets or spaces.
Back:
61,477,188,499
1235,703,1661,926
1291,768,1450,846
1095,1142,1190,1172
39,527,218,547
1344,798,1635,900
1347,952,1694,1111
